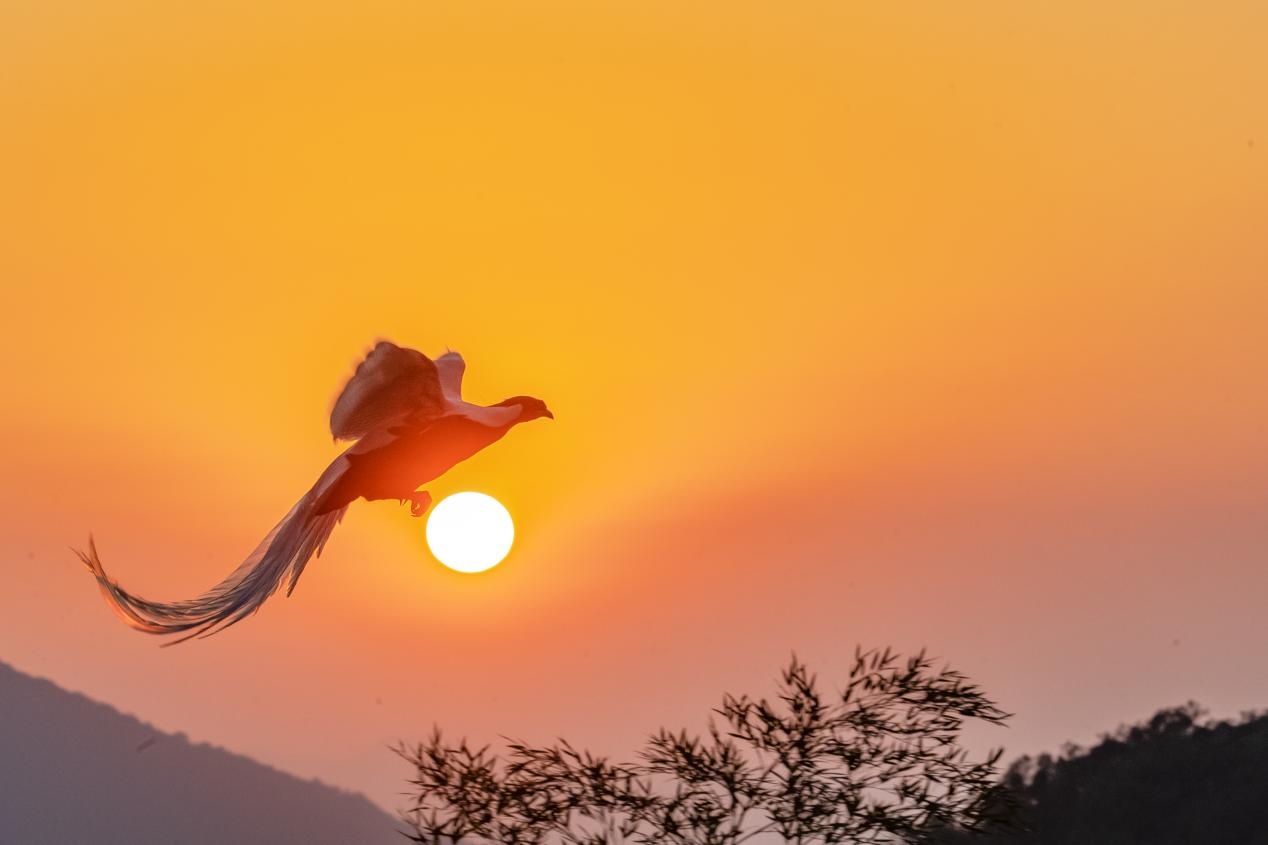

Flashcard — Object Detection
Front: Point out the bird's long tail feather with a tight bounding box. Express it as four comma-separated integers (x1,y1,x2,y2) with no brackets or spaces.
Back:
76,495,348,645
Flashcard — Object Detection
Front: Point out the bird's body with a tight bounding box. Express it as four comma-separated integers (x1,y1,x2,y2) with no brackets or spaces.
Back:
78,341,551,643
315,412,518,515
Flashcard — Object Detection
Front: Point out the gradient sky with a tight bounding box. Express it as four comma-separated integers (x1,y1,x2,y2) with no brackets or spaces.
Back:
2,0,1266,812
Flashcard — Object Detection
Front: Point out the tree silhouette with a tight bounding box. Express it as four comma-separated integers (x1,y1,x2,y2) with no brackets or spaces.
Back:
396,648,1009,844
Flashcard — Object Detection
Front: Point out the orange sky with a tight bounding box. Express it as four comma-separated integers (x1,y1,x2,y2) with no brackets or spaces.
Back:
2,0,1267,811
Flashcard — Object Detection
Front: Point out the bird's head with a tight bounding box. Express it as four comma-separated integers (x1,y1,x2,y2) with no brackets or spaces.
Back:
495,395,554,423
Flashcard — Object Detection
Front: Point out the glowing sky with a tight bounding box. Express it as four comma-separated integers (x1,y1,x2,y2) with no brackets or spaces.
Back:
1,0,1266,811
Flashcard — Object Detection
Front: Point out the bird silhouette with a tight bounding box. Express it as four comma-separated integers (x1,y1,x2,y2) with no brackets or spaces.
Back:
78,340,552,643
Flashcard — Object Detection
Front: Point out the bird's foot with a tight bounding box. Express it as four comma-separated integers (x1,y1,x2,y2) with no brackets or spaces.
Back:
407,491,432,517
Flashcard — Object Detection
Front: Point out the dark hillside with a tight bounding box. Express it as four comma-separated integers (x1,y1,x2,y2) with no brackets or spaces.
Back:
0,660,400,844
934,704,1268,844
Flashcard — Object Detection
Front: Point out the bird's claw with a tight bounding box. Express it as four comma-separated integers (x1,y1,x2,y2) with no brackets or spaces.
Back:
408,492,432,517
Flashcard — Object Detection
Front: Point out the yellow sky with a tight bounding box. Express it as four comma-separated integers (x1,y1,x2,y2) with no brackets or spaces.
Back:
1,0,1266,810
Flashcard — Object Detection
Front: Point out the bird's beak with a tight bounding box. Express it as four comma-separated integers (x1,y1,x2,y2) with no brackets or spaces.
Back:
544,410,555,420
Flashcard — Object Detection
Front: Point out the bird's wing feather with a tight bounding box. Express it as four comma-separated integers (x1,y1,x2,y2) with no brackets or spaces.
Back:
329,340,445,441
435,350,465,404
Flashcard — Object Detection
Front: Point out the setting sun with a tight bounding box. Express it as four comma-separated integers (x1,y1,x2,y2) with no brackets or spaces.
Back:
425,492,515,574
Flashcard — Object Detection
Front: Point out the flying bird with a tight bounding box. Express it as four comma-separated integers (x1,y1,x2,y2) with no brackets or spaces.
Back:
78,341,552,643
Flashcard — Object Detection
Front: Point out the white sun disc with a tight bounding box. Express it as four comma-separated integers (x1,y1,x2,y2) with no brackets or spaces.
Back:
425,492,515,573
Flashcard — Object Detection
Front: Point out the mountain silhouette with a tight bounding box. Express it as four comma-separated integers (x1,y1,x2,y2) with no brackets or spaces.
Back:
931,703,1268,844
0,660,400,844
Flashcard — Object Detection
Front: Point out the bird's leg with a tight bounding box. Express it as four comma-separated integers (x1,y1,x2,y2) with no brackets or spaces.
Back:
404,490,432,517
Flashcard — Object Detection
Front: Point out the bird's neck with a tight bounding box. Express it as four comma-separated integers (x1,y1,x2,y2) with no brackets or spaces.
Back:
453,402,520,429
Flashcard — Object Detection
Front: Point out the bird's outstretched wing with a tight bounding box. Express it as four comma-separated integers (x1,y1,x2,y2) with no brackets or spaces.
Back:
435,350,465,403
330,340,445,441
